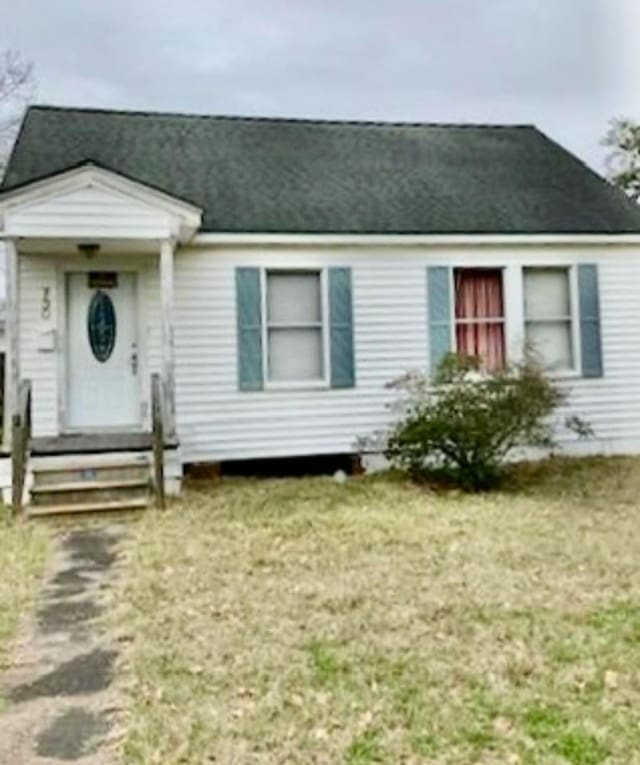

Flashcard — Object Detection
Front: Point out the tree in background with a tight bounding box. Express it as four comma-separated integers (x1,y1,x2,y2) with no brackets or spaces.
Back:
604,119,640,202
0,50,35,174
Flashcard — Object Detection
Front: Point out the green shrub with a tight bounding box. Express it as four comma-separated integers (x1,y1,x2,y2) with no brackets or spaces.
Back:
384,355,566,491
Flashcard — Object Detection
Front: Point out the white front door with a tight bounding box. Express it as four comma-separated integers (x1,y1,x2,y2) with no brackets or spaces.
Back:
66,271,141,429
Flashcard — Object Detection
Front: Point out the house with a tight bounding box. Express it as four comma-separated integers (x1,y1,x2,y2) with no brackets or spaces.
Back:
1,104,640,513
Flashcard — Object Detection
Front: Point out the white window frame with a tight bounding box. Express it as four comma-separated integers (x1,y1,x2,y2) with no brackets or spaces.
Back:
452,267,507,361
522,264,581,378
261,267,331,390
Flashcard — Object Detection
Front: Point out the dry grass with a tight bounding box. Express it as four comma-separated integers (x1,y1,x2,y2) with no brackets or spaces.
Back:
115,458,640,764
0,509,51,683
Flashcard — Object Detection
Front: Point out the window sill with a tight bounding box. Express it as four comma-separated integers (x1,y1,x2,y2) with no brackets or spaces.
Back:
547,369,581,381
264,381,331,393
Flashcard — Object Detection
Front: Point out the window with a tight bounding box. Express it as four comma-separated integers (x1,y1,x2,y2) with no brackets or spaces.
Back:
524,267,574,372
454,268,505,369
266,270,325,383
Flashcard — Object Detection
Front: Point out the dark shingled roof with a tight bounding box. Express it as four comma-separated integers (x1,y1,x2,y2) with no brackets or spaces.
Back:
4,104,640,234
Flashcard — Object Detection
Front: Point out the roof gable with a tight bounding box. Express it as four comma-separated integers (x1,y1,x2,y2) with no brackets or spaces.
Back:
3,105,640,235
0,162,202,241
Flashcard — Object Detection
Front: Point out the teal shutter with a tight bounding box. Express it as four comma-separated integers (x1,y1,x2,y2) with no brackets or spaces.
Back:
427,267,453,377
236,268,264,391
329,267,355,388
578,264,603,378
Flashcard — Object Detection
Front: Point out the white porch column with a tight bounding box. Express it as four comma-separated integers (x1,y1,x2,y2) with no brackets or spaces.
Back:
160,239,176,436
3,239,19,449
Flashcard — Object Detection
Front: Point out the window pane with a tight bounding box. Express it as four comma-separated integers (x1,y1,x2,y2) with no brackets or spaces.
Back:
526,321,573,371
455,269,504,320
524,268,570,319
268,272,321,324
456,321,505,370
268,328,323,381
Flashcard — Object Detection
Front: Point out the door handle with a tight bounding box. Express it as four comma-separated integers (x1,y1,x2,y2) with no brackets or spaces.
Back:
131,346,138,375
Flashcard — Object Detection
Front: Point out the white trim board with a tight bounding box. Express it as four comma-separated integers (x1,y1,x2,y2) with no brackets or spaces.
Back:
191,233,640,247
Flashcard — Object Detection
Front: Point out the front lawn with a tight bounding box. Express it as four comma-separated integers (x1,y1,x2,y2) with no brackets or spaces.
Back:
115,458,640,764
0,508,50,682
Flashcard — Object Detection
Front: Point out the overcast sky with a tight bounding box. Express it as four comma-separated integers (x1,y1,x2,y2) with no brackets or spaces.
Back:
1,0,640,172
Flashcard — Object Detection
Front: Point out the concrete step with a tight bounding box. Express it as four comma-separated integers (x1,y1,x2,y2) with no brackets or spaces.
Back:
28,496,150,518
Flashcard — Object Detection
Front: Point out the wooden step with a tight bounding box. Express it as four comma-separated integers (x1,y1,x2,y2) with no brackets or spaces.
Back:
31,478,149,494
31,480,150,508
32,460,150,489
28,450,154,515
30,451,151,471
24,448,178,513
28,496,150,518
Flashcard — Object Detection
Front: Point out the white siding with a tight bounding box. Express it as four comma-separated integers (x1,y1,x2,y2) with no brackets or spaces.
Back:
0,241,7,299
173,243,640,463
16,241,640,463
19,254,58,435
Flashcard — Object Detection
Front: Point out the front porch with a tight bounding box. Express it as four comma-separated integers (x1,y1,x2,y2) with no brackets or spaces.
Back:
0,163,203,514
9,374,182,516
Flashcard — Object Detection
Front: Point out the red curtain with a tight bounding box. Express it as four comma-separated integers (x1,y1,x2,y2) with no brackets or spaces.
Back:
455,269,505,369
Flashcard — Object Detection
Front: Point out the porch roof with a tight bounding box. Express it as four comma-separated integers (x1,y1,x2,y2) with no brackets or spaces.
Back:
0,162,203,242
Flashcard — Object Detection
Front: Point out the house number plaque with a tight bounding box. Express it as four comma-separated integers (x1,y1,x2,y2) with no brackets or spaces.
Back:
88,271,118,289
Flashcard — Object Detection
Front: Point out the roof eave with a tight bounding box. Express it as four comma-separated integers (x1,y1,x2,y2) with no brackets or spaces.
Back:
190,231,640,246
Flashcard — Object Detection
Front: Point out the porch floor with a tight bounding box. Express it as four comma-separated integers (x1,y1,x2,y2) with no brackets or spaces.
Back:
31,432,178,456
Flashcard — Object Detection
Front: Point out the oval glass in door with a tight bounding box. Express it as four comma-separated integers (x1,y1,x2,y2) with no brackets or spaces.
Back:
87,290,117,363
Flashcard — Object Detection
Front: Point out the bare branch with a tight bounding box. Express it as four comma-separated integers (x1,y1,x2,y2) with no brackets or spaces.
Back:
0,51,33,99
0,49,36,174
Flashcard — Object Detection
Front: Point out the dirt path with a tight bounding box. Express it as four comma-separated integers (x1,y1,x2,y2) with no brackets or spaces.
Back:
0,527,125,764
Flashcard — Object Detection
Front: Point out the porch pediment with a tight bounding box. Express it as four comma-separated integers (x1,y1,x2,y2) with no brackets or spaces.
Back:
0,162,202,243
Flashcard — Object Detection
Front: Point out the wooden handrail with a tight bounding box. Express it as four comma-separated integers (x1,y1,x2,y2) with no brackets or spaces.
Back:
151,373,166,510
11,379,32,516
